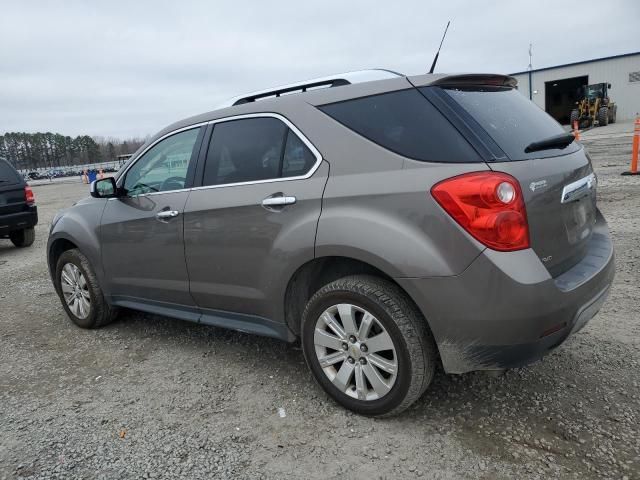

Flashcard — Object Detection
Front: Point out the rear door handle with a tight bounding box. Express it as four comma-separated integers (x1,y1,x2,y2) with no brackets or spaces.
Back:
261,196,296,208
156,210,180,220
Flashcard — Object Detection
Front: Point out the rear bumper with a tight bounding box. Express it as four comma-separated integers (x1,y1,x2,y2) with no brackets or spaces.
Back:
398,211,615,374
0,207,38,236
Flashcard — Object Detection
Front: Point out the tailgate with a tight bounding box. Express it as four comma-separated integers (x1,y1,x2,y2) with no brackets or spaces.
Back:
489,149,596,276
428,81,596,276
0,184,28,216
0,160,26,216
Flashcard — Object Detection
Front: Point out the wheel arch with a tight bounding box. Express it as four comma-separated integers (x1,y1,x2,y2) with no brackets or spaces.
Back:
283,256,438,348
48,236,79,279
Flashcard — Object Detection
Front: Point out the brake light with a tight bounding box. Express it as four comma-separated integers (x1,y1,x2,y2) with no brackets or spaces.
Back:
24,186,35,206
431,172,529,251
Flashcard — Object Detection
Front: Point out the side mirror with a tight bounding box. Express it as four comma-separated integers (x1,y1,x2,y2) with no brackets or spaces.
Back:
608,83,612,89
90,177,118,198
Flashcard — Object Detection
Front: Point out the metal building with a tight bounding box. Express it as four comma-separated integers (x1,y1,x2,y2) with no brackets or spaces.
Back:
511,51,640,124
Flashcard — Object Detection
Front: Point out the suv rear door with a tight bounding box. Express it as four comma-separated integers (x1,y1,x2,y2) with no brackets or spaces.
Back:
183,114,327,327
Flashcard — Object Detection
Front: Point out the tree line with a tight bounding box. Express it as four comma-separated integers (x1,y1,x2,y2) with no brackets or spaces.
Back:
0,132,147,171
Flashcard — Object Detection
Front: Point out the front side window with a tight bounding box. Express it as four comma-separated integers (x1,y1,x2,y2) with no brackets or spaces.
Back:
123,128,200,195
202,117,317,186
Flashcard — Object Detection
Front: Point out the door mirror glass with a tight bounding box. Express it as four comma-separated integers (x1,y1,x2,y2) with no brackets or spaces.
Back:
90,177,117,198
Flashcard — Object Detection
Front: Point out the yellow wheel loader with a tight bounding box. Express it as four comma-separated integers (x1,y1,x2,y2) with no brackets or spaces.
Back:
569,83,617,129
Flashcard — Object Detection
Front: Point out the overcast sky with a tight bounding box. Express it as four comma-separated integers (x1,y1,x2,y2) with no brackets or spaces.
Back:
1,0,638,138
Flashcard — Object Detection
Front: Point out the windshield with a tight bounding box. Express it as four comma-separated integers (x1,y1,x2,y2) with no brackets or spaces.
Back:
438,87,581,161
584,84,604,99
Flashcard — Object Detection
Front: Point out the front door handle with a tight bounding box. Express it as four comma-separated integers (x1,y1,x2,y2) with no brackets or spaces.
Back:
261,196,296,208
156,210,180,220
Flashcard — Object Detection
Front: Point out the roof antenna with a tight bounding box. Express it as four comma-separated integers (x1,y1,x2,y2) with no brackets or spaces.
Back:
429,21,451,74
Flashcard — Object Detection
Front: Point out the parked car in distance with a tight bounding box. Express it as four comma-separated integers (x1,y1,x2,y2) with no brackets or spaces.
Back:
0,157,37,247
47,70,614,416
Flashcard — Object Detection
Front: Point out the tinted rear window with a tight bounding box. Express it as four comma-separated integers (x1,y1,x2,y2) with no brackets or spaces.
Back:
440,87,580,161
0,159,21,185
203,118,287,186
318,89,480,163
282,130,316,178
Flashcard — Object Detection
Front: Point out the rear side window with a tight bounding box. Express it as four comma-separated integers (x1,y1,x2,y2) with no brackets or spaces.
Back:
282,131,316,177
439,87,581,160
202,117,317,186
318,89,480,163
0,159,21,185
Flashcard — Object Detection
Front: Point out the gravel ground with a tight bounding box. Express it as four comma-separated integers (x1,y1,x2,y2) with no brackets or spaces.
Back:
1,122,639,479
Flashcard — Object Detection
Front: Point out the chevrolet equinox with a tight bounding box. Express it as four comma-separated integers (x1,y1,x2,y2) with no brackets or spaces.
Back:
48,70,615,416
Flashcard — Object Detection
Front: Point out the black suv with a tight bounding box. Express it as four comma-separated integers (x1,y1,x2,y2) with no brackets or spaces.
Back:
0,157,37,247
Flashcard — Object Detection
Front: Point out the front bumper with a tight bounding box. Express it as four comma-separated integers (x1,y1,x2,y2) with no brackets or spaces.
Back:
0,207,38,236
398,211,615,374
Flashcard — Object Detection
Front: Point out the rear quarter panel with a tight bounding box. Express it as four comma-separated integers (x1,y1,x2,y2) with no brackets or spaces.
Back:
316,157,492,277
269,92,489,278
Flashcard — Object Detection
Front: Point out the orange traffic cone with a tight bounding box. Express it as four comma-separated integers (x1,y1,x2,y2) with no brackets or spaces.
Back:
622,116,640,176
572,120,580,141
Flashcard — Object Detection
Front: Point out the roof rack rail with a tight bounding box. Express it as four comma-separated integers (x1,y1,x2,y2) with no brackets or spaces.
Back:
232,78,350,105
220,69,402,108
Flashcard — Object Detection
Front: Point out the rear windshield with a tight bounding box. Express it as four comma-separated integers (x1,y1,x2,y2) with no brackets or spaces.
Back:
318,89,481,163
439,87,580,161
0,159,21,185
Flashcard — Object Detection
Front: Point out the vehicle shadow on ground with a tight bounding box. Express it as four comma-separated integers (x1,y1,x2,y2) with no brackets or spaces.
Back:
0,242,26,258
106,308,575,423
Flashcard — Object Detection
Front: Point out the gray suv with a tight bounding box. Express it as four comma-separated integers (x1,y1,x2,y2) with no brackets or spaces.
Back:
48,70,614,416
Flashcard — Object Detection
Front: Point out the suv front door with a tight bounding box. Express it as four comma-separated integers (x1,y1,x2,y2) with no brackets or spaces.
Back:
100,126,204,312
183,115,327,330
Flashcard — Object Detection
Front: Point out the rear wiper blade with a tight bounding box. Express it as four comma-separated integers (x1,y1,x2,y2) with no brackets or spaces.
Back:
525,132,575,153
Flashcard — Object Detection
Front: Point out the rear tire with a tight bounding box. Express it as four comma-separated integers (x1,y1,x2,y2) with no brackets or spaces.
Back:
9,227,35,247
598,106,609,126
55,248,118,329
301,275,437,416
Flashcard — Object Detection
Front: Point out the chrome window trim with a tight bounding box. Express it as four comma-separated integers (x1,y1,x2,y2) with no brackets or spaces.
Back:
192,112,323,192
113,112,323,200
116,122,209,194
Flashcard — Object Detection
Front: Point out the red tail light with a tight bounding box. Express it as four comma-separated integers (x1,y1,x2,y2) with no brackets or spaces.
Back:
24,186,35,206
431,172,529,251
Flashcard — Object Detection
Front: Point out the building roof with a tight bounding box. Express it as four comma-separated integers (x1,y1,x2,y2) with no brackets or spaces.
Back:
510,51,640,76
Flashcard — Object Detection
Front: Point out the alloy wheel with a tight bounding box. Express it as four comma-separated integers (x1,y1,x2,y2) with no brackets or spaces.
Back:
314,303,398,401
60,263,91,319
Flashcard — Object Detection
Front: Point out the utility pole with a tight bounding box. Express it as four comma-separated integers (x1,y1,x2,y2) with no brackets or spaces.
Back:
528,43,533,100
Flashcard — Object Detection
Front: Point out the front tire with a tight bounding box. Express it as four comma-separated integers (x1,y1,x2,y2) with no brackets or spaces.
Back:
301,275,437,416
569,109,579,128
598,106,609,126
55,248,118,329
10,227,35,247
